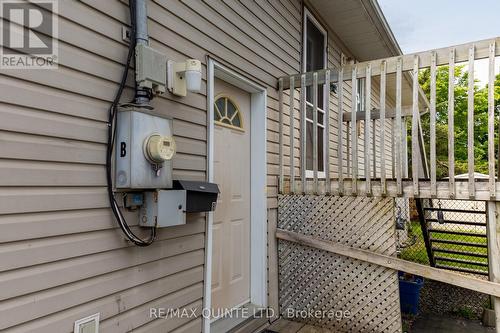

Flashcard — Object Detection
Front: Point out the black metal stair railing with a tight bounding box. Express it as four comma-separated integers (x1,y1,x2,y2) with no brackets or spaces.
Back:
415,199,435,267
416,199,489,276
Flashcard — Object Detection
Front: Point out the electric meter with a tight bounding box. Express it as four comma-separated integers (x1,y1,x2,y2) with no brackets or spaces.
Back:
144,134,176,164
115,110,173,189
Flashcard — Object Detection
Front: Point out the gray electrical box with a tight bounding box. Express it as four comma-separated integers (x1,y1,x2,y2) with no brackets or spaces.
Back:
115,109,173,189
135,44,168,94
140,190,186,227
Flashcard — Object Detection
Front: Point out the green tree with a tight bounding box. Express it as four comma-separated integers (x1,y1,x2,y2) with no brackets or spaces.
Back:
417,66,500,179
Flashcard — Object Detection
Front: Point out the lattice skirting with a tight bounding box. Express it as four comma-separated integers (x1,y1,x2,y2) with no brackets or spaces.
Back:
278,195,402,333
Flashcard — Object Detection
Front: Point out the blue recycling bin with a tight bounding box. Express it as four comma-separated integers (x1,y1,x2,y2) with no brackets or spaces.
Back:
398,272,424,315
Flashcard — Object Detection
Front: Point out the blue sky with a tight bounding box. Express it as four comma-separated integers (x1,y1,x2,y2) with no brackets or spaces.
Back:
377,0,500,53
377,0,500,85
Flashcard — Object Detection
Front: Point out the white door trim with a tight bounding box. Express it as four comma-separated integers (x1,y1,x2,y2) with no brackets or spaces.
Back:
204,58,267,333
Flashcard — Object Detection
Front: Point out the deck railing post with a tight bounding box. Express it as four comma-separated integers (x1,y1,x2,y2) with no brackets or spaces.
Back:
412,55,420,196
289,77,295,193
278,78,284,194
351,66,358,194
300,74,307,193
430,51,437,197
365,63,372,195
338,68,344,195
325,70,331,193
468,45,475,197
395,58,403,195
488,42,496,198
448,48,456,198
380,60,387,195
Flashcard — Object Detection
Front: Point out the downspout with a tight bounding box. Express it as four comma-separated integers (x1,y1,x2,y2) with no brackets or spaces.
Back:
134,0,151,106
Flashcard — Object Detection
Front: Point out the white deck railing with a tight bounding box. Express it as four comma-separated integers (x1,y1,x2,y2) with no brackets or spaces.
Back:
278,37,500,200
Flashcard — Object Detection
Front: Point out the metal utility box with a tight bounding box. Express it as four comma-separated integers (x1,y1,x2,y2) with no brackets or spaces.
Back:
115,110,173,189
135,44,168,94
173,180,219,213
140,190,186,227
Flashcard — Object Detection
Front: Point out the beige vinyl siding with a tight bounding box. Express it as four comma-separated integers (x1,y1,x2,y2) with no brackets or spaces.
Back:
0,0,299,331
0,0,395,332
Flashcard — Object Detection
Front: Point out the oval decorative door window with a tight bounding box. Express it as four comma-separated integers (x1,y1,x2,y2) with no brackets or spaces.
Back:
214,96,243,130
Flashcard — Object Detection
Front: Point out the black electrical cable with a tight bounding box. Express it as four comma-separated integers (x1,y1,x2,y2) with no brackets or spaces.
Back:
106,0,156,246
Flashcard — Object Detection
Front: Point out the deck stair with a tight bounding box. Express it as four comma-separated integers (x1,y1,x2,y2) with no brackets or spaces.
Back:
416,199,489,276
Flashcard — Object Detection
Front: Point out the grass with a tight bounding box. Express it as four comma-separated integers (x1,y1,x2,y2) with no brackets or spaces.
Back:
399,221,429,264
399,221,488,272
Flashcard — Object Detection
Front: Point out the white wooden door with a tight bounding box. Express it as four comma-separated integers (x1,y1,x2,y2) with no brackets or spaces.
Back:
211,78,251,311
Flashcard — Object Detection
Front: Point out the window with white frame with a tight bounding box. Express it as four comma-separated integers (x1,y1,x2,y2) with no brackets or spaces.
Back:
303,8,327,177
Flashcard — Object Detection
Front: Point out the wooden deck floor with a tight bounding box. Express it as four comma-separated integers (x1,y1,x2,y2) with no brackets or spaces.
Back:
264,319,335,333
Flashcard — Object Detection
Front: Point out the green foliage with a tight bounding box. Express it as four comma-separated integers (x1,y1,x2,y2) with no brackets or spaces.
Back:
451,306,476,320
417,66,500,178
